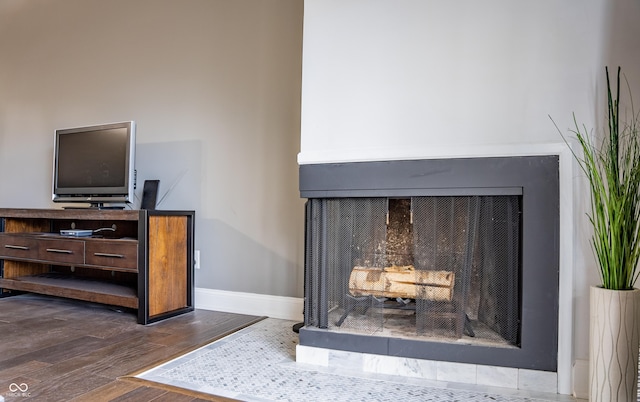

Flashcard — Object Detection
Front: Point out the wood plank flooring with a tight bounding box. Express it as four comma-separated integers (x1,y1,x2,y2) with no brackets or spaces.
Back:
0,293,264,401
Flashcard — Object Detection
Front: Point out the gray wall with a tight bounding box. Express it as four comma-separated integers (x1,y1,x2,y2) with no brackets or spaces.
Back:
0,0,305,297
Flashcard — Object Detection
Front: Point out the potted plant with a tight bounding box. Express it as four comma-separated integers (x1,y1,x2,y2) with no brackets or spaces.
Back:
560,67,640,402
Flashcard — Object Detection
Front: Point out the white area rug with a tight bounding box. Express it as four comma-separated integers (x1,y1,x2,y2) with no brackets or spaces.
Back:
137,318,582,402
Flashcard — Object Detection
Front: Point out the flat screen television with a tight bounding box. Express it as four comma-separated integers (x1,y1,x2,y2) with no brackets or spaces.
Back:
52,121,136,209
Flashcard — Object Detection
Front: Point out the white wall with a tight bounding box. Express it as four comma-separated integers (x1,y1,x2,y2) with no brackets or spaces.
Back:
299,0,640,396
0,0,306,297
300,0,640,164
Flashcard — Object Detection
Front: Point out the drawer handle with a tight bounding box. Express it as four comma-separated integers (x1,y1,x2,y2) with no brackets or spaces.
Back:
4,244,29,250
94,252,125,259
46,248,73,254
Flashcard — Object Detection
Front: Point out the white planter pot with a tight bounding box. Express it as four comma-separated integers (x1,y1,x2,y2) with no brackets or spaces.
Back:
589,286,640,402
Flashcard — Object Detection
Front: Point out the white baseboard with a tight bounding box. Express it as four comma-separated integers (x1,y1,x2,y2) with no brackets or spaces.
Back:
572,359,589,400
195,287,304,322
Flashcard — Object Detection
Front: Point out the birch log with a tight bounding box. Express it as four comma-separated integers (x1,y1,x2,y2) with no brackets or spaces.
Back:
349,266,455,301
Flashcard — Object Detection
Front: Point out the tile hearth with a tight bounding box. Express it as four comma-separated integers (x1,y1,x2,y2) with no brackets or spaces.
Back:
296,344,557,393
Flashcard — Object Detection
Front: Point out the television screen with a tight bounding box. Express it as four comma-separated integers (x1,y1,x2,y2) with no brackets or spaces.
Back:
52,121,136,208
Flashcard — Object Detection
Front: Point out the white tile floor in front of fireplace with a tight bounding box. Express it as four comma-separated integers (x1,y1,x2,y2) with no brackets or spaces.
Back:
137,318,584,402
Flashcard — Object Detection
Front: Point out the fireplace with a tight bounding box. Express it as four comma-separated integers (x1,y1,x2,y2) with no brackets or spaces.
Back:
298,156,559,371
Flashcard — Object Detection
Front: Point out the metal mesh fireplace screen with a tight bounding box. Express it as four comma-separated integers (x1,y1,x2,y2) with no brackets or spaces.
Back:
304,196,521,348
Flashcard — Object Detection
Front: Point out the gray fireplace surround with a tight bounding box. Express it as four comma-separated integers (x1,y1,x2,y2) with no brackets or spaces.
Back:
298,156,559,371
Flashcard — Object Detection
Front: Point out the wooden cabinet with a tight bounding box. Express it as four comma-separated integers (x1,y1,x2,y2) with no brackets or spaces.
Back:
0,208,194,324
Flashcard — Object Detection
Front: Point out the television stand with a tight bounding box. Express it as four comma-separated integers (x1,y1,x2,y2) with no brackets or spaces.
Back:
0,208,195,324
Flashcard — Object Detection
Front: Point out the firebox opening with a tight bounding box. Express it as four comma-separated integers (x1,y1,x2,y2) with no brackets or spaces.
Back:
309,195,522,350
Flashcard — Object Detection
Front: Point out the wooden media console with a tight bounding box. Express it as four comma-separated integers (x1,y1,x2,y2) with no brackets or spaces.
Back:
0,208,195,324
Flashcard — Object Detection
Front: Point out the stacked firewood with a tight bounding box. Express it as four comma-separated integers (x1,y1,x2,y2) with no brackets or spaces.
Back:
348,265,455,301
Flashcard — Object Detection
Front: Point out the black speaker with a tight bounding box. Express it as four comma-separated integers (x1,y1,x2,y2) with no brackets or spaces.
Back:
140,180,159,210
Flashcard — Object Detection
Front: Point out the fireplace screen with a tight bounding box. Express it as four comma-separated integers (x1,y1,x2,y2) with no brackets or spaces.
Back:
304,196,521,348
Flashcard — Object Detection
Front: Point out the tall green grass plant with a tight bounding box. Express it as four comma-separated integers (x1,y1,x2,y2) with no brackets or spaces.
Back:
559,67,640,290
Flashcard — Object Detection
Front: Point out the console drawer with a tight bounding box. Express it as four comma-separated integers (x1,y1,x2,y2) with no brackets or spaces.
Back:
0,234,39,260
38,238,85,265
85,241,138,271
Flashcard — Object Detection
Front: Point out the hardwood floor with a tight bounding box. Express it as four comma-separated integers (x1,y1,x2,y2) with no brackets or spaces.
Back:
0,293,264,401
